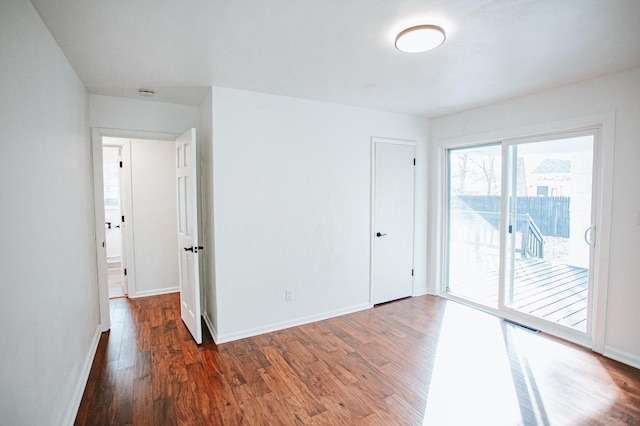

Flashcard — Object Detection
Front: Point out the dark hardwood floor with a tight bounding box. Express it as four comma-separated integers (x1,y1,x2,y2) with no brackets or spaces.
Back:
76,293,640,425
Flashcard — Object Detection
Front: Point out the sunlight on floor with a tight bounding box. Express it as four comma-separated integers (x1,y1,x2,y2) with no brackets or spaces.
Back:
421,302,619,425
423,303,521,424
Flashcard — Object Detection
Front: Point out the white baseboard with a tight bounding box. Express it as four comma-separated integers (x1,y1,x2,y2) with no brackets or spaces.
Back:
215,303,371,344
413,288,430,297
129,286,180,298
603,346,640,370
62,326,102,426
203,311,219,344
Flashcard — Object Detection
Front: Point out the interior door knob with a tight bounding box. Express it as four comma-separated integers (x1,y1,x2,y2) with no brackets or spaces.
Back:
376,232,387,237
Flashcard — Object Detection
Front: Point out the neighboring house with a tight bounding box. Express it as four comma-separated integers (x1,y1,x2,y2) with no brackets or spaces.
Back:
529,158,572,197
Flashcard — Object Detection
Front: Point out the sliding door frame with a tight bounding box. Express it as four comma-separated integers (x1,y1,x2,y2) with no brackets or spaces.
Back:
499,129,599,339
430,112,615,352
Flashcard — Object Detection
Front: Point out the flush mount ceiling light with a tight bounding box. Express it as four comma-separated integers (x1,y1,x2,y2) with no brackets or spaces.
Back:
395,24,446,53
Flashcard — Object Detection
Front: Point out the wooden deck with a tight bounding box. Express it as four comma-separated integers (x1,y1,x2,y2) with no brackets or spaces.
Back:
448,243,589,332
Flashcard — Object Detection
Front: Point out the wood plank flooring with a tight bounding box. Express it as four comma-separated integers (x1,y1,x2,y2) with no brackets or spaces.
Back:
108,262,125,299
76,293,640,425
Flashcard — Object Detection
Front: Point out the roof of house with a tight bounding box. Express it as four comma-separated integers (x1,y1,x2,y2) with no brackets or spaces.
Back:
533,159,571,174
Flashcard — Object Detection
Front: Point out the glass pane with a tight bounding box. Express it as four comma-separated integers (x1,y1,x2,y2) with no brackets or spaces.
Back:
505,136,593,332
102,147,120,208
447,144,502,307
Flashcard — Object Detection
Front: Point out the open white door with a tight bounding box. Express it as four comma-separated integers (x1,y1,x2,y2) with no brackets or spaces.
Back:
372,140,416,304
176,128,202,344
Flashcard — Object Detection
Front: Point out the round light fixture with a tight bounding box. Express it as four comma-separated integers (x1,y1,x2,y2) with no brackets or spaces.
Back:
395,24,446,53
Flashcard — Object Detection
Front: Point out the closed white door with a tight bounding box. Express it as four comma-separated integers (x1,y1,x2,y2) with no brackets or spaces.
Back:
176,128,202,344
372,141,415,304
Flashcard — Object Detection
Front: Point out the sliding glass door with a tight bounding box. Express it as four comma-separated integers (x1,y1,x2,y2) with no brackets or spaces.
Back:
503,135,594,333
446,131,596,335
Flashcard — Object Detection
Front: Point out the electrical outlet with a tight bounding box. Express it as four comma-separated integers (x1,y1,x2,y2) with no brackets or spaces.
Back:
285,289,294,302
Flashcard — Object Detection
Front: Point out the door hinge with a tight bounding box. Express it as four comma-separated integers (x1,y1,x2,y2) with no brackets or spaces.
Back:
508,224,513,233
411,269,414,276
119,161,123,168
122,215,125,223
124,268,127,276
413,158,416,166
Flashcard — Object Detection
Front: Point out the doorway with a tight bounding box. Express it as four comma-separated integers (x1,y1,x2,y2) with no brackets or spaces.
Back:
92,128,203,344
446,130,597,337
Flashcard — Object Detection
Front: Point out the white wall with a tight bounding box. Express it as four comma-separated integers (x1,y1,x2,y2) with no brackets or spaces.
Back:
430,67,640,368
208,87,429,342
0,1,100,424
129,138,179,296
89,94,199,135
199,89,218,332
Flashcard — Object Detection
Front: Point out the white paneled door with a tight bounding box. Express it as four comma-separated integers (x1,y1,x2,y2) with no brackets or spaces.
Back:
372,140,415,305
176,128,202,344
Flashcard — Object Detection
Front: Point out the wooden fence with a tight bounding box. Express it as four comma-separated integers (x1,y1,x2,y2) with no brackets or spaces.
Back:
456,195,570,238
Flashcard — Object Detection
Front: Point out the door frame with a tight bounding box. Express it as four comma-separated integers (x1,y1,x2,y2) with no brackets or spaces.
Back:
91,127,180,331
499,129,599,329
430,112,615,351
369,136,417,306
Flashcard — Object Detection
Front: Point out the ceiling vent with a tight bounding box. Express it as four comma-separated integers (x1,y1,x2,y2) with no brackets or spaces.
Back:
138,88,155,97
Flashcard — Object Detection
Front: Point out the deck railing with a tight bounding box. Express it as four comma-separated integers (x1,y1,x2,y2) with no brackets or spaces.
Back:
520,213,544,259
451,210,545,259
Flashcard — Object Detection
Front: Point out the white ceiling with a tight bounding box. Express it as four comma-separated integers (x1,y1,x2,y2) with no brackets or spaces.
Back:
31,0,640,117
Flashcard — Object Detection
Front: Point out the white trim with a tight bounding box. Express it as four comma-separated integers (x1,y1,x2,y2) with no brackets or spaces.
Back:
428,145,447,296
603,346,640,370
370,137,417,305
431,112,615,352
92,127,180,142
431,112,616,149
371,136,418,147
203,312,219,344
91,128,111,331
590,113,615,354
216,303,371,344
128,287,180,299
62,326,102,426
